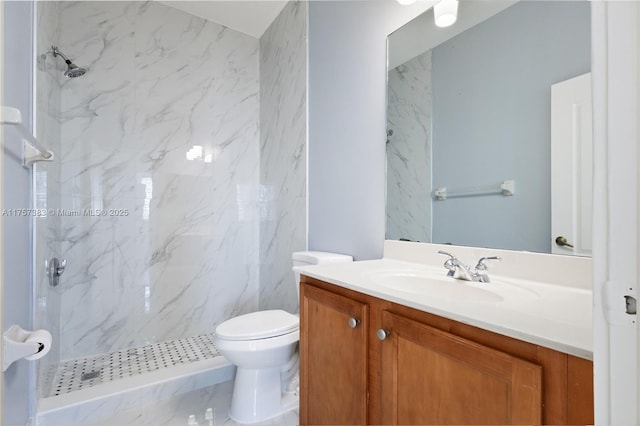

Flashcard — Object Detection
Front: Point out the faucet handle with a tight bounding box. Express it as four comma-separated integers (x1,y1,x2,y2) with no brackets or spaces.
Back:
437,250,459,276
437,250,455,261
475,256,501,271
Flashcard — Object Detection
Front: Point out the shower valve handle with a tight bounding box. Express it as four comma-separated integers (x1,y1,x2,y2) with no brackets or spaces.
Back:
56,258,67,275
48,257,67,287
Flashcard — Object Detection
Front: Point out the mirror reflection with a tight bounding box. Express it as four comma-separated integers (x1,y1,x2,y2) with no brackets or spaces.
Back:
386,0,591,255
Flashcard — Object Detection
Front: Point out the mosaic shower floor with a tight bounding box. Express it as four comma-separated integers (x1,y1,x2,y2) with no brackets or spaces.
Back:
46,333,220,396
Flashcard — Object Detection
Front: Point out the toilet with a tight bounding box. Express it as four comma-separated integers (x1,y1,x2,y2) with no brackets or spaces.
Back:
214,251,353,424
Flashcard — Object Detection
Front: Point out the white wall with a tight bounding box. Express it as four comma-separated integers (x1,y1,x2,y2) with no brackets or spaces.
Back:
308,0,433,260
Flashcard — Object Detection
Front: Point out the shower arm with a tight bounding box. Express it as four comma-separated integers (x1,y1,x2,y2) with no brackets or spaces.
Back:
49,46,71,64
47,45,87,78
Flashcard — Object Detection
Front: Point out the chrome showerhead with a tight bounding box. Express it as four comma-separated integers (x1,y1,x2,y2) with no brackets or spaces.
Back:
49,46,87,79
64,63,87,79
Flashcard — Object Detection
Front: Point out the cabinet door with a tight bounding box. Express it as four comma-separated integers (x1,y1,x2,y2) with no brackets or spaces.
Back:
379,311,542,425
300,283,368,425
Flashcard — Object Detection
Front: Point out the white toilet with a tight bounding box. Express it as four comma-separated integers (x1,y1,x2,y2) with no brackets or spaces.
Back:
214,251,353,424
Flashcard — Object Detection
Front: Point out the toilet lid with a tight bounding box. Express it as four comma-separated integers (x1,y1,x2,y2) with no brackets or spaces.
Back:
215,310,299,341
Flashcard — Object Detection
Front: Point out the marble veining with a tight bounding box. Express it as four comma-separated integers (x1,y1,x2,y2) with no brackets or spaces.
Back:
386,51,432,243
259,1,308,313
51,1,260,359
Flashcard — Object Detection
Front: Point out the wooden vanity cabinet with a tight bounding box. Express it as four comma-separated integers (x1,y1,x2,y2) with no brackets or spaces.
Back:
299,283,369,425
300,276,594,426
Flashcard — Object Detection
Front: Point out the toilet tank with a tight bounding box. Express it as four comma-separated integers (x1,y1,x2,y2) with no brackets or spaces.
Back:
292,251,353,268
292,251,353,297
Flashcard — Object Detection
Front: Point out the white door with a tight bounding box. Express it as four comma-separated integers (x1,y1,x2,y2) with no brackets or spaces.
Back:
551,73,592,256
592,1,638,424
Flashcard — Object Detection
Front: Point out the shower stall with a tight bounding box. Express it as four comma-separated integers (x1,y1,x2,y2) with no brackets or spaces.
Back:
25,0,308,423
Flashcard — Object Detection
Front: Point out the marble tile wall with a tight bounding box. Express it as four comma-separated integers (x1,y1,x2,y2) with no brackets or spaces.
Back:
258,1,308,313
53,1,261,359
386,51,432,243
34,0,63,397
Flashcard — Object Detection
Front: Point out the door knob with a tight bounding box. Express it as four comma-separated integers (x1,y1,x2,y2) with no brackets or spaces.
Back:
555,236,574,248
376,329,390,340
348,317,360,328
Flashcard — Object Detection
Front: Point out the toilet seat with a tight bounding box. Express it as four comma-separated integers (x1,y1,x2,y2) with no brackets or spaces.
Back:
215,309,299,341
214,329,300,359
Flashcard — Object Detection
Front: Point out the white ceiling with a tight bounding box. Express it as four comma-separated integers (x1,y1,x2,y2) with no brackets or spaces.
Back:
160,1,288,38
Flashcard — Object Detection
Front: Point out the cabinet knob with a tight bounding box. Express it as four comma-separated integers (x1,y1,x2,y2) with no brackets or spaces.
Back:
348,317,360,328
377,329,390,340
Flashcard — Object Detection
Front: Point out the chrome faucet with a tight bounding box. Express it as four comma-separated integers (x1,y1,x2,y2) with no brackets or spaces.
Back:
438,250,474,281
473,256,501,283
437,251,501,283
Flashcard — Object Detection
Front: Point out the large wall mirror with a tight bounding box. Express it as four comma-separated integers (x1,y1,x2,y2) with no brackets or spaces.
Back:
386,0,592,255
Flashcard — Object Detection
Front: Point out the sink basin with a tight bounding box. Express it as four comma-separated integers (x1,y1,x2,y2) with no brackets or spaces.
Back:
364,269,538,304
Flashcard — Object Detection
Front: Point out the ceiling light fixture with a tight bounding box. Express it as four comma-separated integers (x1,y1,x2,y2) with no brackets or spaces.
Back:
396,0,417,5
434,0,458,28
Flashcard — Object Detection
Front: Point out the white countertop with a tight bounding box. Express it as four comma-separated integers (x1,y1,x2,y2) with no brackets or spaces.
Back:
298,258,593,360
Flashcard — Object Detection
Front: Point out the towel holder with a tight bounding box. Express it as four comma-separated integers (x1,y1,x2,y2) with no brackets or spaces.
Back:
433,179,515,201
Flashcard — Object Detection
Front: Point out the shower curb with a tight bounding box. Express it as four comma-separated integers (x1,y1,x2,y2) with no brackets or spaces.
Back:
36,356,234,425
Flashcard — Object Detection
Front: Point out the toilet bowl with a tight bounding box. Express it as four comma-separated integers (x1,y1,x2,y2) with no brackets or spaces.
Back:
215,310,299,424
214,251,353,424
